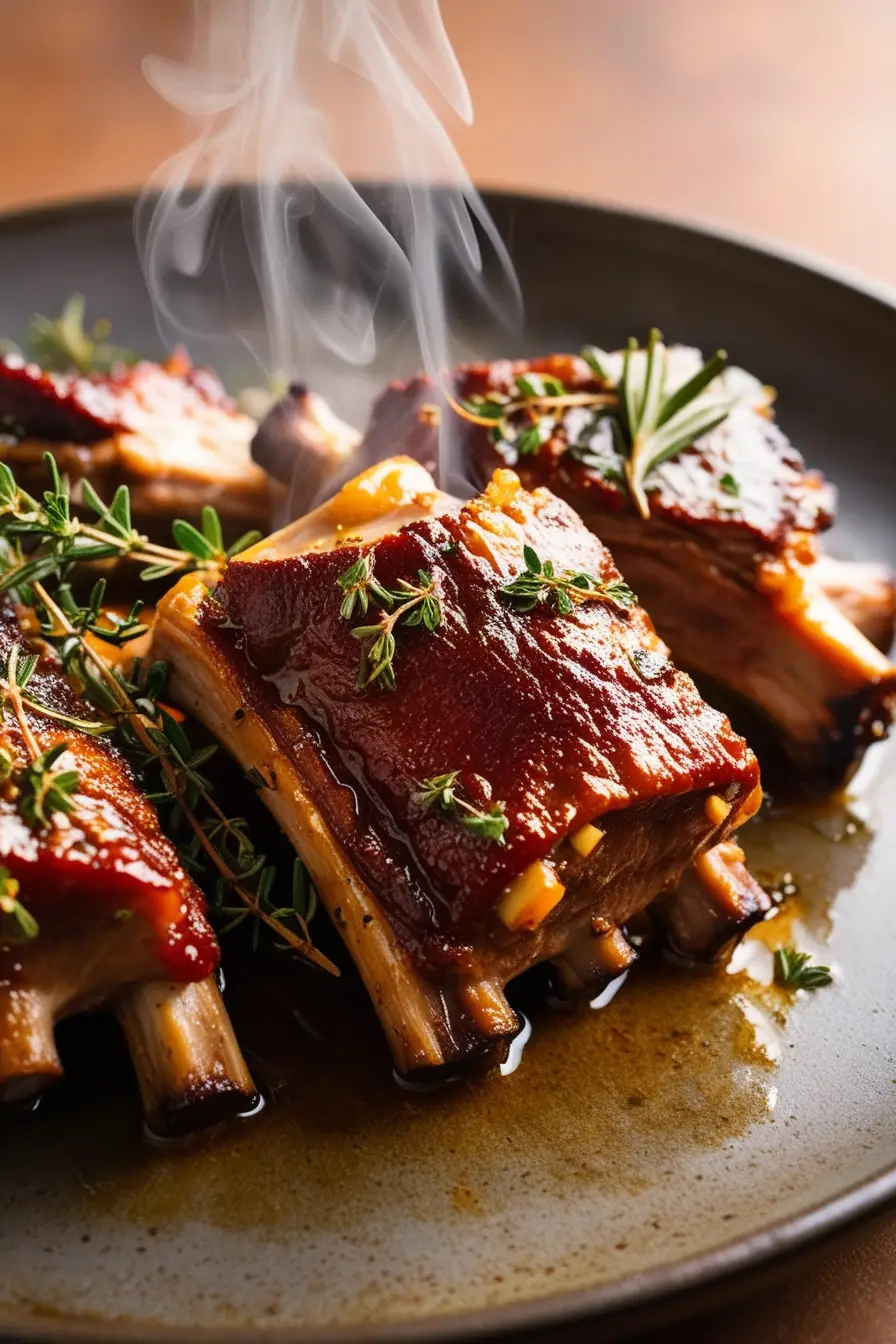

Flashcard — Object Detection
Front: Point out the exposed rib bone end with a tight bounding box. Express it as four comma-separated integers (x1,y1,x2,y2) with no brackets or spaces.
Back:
550,920,638,1003
655,840,772,962
116,978,258,1138
0,984,62,1102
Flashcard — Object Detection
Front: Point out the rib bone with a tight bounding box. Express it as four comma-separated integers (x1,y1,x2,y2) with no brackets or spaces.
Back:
116,978,258,1137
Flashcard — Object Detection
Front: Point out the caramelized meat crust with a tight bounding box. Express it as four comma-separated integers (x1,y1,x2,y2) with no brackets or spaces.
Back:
349,354,894,788
362,352,834,557
212,476,759,963
0,351,272,527
0,608,217,982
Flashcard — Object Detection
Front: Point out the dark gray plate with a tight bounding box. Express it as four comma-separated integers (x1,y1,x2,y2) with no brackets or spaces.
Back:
0,192,895,1343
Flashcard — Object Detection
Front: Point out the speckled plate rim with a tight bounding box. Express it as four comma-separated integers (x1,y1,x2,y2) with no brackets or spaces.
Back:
1,189,896,1343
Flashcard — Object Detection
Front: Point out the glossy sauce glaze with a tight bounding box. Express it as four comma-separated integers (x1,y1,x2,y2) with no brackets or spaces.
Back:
214,485,758,936
0,608,217,981
364,352,834,557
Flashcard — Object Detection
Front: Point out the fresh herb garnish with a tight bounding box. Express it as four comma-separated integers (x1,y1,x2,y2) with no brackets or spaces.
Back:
446,334,736,520
416,771,509,844
500,545,636,617
22,295,137,374
336,553,395,619
1,644,81,829
0,458,328,969
0,866,37,943
0,454,259,590
628,649,673,682
774,947,833,991
615,330,736,519
18,741,80,829
337,557,442,691
719,472,740,497
448,373,615,457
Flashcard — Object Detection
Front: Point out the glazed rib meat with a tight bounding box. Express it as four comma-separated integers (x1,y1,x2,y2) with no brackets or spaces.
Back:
0,350,274,532
0,608,256,1132
320,349,896,791
154,458,764,1075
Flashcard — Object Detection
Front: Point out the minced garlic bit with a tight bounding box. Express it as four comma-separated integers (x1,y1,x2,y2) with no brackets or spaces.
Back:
705,793,732,826
569,822,604,858
497,861,565,931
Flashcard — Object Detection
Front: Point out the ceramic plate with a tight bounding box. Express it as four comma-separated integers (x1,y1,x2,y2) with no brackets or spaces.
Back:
0,191,895,1343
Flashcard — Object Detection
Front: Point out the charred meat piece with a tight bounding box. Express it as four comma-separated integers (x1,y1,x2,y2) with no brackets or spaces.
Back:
339,349,896,791
0,608,256,1132
154,458,763,1076
0,350,274,532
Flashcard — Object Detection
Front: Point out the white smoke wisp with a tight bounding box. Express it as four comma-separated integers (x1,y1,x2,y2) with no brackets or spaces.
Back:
136,0,521,498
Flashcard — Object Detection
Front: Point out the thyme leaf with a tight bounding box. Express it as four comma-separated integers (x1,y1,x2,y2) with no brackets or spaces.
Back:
341,562,442,691
19,741,80,829
336,553,395,619
0,454,252,598
501,545,636,616
416,770,509,844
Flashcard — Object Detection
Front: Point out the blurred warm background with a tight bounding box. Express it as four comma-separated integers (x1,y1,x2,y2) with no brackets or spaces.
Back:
2,0,895,284
2,3,895,1342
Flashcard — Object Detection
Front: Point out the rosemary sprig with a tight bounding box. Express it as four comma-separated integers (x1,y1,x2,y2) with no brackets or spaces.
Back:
0,866,38,943
446,335,738,520
416,771,508,844
22,295,137,375
610,330,736,519
774,947,833,991
338,558,442,690
0,453,260,591
501,545,636,616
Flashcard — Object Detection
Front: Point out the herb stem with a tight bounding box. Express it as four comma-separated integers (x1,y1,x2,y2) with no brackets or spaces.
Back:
32,582,336,975
4,646,41,763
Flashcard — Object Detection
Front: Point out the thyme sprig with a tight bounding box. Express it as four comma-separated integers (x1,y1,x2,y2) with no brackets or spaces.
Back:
336,553,395,619
774,947,833,991
0,457,328,968
0,454,260,591
501,545,636,617
20,295,136,375
416,771,509,844
1,646,81,829
23,579,335,974
337,558,442,690
447,372,616,457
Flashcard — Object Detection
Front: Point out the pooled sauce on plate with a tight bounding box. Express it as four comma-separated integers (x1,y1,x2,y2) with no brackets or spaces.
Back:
0,791,868,1230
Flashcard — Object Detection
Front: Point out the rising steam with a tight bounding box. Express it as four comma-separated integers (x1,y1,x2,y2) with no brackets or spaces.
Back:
136,0,520,495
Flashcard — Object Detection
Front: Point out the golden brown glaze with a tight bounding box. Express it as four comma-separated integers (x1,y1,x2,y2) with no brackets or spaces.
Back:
354,356,895,789
0,608,217,983
211,473,760,967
